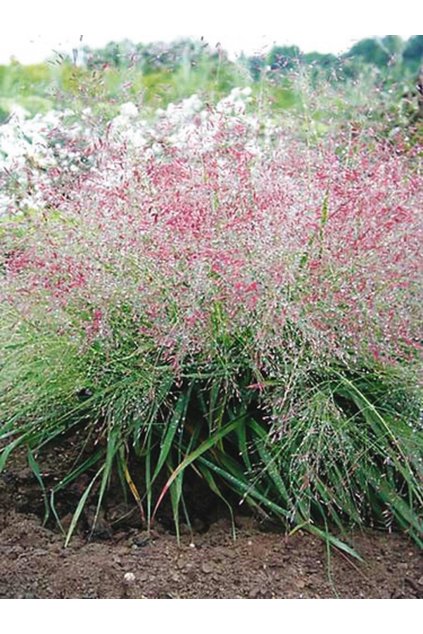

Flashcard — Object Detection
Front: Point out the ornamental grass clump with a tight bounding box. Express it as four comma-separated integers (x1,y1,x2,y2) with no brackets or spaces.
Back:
0,106,422,550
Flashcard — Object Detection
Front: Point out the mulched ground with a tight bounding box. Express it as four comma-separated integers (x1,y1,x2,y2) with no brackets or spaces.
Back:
0,450,422,599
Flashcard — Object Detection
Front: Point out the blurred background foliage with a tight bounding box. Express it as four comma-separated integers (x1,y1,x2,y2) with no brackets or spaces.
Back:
0,35,422,138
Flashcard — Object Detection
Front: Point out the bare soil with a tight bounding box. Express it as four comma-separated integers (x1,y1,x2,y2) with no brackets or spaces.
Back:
0,449,422,599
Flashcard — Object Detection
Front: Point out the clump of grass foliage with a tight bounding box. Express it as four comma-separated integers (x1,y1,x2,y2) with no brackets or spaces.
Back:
0,70,422,556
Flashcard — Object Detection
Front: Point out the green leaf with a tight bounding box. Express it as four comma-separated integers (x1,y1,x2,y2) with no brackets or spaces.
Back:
151,387,192,484
65,467,104,547
27,447,50,525
152,415,245,520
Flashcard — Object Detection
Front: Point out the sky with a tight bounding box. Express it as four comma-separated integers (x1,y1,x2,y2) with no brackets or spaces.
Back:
1,0,418,64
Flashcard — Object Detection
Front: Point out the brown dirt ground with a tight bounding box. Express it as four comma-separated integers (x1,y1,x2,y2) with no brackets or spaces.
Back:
0,448,422,599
